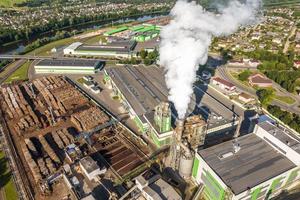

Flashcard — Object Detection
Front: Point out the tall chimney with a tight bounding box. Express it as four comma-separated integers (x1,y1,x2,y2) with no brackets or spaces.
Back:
175,119,184,142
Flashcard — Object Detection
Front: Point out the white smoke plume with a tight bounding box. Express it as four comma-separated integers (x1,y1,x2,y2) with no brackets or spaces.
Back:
159,0,261,119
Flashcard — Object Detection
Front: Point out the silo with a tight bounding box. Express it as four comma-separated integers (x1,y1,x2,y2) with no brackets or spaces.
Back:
178,143,194,179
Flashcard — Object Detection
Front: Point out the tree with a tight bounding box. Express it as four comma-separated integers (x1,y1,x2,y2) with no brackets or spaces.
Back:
140,50,148,59
144,58,152,65
238,70,252,81
256,89,274,106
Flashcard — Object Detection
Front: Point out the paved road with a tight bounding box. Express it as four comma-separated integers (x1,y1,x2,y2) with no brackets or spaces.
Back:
216,66,300,115
0,59,27,84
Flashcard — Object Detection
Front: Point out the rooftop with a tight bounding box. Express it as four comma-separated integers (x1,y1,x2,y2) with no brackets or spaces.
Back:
258,121,300,154
76,40,136,53
212,77,235,88
79,156,99,174
106,66,236,129
198,133,296,194
36,59,101,67
239,92,254,100
144,178,182,200
248,74,272,84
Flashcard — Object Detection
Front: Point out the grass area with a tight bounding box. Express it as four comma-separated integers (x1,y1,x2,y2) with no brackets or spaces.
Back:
0,0,25,7
0,151,18,200
29,37,76,56
5,61,31,83
83,35,107,45
274,95,296,105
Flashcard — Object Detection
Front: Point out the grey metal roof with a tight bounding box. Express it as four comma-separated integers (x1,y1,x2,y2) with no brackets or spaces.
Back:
106,65,167,116
106,66,235,130
145,178,182,200
198,134,296,195
258,121,300,154
36,59,100,67
76,40,136,53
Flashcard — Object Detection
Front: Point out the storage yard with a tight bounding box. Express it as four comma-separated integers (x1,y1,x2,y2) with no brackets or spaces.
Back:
0,75,149,199
90,126,146,176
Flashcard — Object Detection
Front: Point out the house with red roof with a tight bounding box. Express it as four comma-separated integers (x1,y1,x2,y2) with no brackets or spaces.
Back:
212,77,236,91
248,74,272,88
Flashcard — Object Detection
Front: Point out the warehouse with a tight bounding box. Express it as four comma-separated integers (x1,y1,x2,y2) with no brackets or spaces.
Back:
34,59,104,74
104,65,239,147
64,40,137,58
192,121,300,200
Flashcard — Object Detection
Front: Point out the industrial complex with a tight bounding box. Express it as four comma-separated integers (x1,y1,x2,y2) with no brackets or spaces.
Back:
104,65,239,148
0,13,300,200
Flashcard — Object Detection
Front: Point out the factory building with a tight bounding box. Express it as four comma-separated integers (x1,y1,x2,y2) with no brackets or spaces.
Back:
79,156,106,181
34,59,104,74
135,169,182,200
104,65,239,148
64,40,137,58
192,121,300,200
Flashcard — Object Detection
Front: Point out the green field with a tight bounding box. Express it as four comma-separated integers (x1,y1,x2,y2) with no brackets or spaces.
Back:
0,151,18,200
29,37,76,56
0,0,26,7
5,61,31,83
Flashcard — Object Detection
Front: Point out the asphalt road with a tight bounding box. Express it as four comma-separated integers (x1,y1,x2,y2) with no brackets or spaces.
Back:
216,66,300,115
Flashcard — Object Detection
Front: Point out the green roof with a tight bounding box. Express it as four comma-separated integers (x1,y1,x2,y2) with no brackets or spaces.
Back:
104,26,128,36
130,25,145,31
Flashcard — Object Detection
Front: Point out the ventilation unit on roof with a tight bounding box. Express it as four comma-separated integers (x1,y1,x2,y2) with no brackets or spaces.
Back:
219,152,234,159
233,140,241,153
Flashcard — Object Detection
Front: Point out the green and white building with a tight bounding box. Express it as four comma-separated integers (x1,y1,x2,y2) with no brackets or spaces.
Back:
192,121,300,200
34,59,104,74
103,66,174,147
144,102,173,148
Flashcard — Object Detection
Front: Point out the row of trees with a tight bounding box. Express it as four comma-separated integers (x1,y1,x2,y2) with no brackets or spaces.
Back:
16,0,174,7
20,30,77,55
119,49,159,65
264,70,300,92
267,105,300,133
0,6,170,46
139,49,159,65
247,50,293,67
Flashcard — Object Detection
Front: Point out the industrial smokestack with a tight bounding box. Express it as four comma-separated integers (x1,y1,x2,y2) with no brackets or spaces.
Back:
160,0,262,119
175,119,184,142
